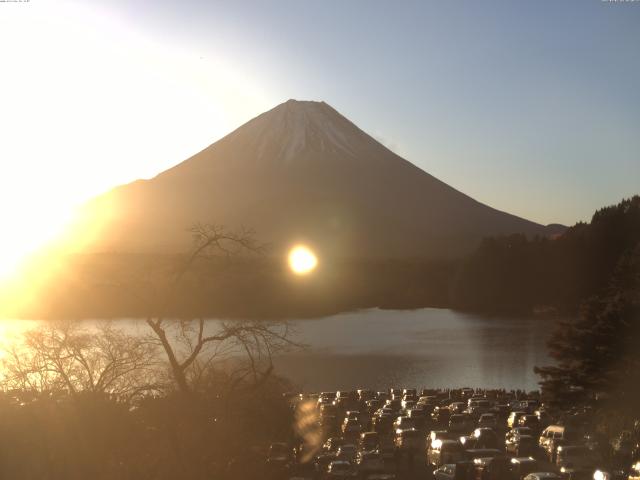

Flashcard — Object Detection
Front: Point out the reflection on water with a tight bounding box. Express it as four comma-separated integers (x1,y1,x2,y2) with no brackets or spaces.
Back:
272,308,554,392
0,308,555,392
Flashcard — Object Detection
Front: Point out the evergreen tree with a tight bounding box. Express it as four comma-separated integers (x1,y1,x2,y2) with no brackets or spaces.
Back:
535,243,640,425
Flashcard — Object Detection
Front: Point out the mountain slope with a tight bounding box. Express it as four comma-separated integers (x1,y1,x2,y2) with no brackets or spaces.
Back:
81,99,552,259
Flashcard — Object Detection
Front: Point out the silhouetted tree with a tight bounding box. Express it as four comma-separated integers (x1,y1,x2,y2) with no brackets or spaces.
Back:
141,223,299,395
1,320,160,401
535,243,640,426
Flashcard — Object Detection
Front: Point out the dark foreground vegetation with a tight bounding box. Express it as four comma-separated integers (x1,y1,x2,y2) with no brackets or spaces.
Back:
0,378,294,479
0,317,296,479
3,197,637,321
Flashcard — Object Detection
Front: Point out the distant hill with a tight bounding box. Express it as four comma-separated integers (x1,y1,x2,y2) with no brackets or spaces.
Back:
79,99,556,260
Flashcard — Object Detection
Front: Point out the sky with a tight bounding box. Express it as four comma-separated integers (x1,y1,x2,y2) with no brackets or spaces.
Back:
0,0,639,273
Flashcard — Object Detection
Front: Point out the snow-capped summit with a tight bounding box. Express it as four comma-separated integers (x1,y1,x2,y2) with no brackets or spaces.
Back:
244,100,361,161
81,100,552,259
216,99,375,166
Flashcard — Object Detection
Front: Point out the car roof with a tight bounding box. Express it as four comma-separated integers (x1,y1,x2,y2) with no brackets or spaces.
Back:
511,457,537,463
527,473,560,479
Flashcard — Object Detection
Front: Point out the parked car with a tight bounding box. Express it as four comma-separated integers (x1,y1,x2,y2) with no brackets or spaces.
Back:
429,439,465,467
342,418,361,438
372,414,393,435
430,430,460,447
509,412,528,429
558,466,594,480
366,399,382,415
508,427,534,440
393,416,416,432
628,461,640,480
355,450,384,474
450,414,474,433
518,415,541,433
468,399,493,417
472,428,500,449
314,452,337,474
433,406,452,427
359,431,379,451
509,435,536,457
545,438,570,463
335,444,357,463
323,437,345,453
434,461,476,480
464,448,504,462
407,408,427,430
523,473,562,480
473,456,511,480
539,425,579,451
450,402,467,414
378,437,396,462
479,413,499,429
555,445,600,470
395,428,424,452
326,460,357,478
510,457,539,480
434,463,458,480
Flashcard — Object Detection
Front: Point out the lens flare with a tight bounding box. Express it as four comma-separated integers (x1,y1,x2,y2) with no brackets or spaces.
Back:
288,245,317,275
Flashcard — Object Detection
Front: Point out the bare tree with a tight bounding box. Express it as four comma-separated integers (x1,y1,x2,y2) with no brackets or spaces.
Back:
1,320,161,401
143,223,300,395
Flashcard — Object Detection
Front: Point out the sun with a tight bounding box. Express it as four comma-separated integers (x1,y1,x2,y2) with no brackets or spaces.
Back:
288,245,318,275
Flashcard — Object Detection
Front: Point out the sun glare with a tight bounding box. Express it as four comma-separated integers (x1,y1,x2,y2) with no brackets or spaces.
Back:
288,245,318,275
0,2,274,284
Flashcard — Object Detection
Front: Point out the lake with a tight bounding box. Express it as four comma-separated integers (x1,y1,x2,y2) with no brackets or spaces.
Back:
272,308,555,392
0,308,556,392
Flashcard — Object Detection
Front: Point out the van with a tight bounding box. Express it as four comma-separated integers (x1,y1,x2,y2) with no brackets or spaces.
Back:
539,425,562,449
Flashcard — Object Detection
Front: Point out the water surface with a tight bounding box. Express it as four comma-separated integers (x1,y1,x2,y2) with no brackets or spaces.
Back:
0,308,555,392
272,308,554,392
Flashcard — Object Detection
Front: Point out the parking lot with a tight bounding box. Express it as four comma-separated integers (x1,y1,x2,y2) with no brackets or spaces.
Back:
264,388,639,480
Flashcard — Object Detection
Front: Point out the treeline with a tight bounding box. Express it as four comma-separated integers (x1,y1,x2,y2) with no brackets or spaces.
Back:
2,254,454,320
451,196,640,313
2,196,638,320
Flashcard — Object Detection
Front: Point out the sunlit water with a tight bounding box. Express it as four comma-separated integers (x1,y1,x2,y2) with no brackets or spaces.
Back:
272,308,555,392
0,308,556,392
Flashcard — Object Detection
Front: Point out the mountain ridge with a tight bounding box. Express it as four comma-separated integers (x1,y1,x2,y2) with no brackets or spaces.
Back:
79,99,558,259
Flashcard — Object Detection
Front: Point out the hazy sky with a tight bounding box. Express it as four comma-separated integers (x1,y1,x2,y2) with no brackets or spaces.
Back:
1,0,639,260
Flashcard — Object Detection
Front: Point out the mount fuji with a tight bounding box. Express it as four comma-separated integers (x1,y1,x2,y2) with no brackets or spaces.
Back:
82,99,554,259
